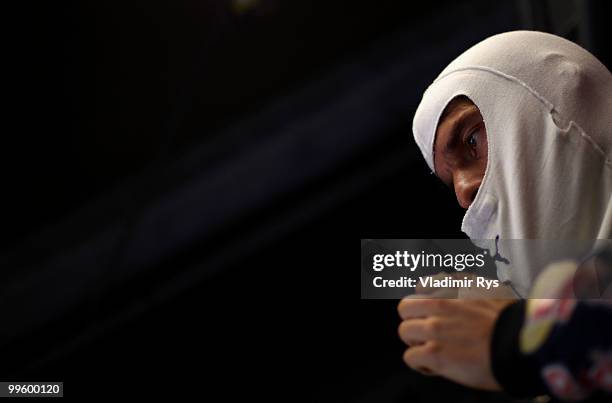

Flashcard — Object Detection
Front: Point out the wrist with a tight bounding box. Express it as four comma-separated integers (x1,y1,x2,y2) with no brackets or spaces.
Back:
490,300,547,398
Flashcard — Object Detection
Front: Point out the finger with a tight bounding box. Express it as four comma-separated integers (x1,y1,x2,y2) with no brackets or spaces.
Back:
397,297,456,320
406,340,425,347
416,366,436,376
398,318,444,345
402,342,442,374
428,288,458,299
417,287,459,299
403,288,458,303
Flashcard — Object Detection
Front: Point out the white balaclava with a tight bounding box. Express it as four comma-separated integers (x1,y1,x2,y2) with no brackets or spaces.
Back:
413,31,612,296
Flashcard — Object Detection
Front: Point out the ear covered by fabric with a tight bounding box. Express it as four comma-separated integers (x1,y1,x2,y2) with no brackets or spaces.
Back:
412,31,612,296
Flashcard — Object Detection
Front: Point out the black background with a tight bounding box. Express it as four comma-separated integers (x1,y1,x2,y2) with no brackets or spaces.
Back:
1,1,610,401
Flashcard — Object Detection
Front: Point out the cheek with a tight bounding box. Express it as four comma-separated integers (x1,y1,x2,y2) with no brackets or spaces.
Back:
435,162,453,187
477,156,487,179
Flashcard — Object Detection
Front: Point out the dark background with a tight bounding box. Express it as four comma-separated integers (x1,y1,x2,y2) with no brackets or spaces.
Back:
1,0,610,401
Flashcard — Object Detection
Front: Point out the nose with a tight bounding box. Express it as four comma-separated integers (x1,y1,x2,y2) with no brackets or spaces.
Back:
453,169,482,209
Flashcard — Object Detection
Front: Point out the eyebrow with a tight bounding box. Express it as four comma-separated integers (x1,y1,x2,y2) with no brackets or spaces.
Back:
434,107,474,158
442,119,466,156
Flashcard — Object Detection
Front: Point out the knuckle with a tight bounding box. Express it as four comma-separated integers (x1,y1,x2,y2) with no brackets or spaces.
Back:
402,348,413,366
431,298,446,310
397,299,406,318
398,298,414,319
397,321,410,343
397,321,406,339
426,317,442,335
425,342,443,370
426,341,441,354
431,345,443,370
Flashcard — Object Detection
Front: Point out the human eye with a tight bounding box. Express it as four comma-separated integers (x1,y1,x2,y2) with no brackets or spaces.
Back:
463,125,482,159
466,129,479,148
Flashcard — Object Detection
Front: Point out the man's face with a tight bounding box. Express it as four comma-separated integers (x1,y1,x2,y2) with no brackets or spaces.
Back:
433,97,488,209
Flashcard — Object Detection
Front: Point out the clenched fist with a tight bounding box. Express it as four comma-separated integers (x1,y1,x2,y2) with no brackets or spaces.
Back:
397,297,514,390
